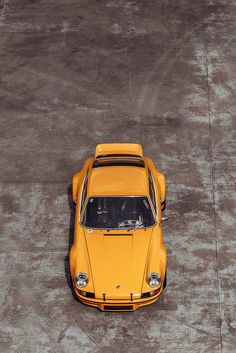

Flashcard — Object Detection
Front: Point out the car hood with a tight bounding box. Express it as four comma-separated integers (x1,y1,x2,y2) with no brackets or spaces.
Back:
84,228,153,299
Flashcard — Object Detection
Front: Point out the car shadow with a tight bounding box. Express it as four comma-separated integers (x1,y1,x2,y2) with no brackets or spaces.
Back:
64,184,80,303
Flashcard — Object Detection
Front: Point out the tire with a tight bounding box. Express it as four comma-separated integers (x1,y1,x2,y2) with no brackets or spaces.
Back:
163,272,167,289
161,199,166,212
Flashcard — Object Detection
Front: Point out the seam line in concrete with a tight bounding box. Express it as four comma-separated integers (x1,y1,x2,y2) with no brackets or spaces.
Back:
203,22,223,353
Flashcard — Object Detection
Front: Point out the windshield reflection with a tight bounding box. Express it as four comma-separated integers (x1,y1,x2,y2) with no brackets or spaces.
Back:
81,196,155,230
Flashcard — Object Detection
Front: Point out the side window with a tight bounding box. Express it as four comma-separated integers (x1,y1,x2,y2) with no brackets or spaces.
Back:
80,172,88,212
149,170,156,213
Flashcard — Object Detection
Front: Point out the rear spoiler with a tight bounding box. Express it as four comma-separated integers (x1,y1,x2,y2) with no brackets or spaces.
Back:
95,143,143,158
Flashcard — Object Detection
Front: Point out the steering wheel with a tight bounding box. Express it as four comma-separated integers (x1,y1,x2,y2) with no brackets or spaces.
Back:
118,219,143,228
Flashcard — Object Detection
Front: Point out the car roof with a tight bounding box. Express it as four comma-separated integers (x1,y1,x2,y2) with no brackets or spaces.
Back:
87,160,149,197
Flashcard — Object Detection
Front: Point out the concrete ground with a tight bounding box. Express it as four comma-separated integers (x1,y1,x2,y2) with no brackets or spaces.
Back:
0,0,235,352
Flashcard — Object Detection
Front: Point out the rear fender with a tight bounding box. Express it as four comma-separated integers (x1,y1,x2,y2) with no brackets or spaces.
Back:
72,158,92,203
146,157,166,203
72,171,83,203
156,173,166,204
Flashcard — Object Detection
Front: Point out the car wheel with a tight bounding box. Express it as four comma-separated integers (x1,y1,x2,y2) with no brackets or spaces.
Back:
163,272,167,289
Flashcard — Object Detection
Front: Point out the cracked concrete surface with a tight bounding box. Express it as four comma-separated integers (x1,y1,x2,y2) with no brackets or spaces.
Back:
0,0,235,352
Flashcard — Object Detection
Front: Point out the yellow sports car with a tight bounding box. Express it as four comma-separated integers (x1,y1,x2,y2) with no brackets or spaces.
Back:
70,143,167,311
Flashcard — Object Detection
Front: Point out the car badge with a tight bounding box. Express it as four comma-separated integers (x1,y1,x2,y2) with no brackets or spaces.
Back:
116,284,120,289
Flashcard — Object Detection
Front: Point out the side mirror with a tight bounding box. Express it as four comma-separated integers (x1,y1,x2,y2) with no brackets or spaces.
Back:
161,216,169,222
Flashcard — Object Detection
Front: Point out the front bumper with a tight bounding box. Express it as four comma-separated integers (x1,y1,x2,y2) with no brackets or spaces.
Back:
73,285,164,311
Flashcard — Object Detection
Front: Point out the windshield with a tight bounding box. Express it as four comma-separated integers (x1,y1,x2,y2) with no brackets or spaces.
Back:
81,196,156,229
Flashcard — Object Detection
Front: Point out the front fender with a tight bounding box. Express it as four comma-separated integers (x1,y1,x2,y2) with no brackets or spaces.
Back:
70,226,94,293
142,226,166,293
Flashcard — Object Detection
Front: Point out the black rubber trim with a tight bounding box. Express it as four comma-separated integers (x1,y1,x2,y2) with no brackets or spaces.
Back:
163,272,167,289
141,287,161,298
161,200,166,211
140,292,151,299
103,233,133,236
103,305,133,311
96,154,142,159
92,159,145,168
78,290,95,298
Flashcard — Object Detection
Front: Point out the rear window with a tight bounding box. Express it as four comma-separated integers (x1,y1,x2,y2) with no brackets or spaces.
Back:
92,158,145,168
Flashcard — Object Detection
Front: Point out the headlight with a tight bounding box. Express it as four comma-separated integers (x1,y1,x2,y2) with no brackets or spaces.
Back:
147,272,161,288
75,273,88,288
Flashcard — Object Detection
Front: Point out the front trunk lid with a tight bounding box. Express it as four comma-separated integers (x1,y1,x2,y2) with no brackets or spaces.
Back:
84,228,153,299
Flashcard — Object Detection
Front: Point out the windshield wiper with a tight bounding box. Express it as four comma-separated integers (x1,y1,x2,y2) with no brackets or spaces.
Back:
120,224,147,231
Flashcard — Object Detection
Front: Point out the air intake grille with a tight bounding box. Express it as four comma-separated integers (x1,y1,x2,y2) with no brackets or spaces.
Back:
103,305,133,311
